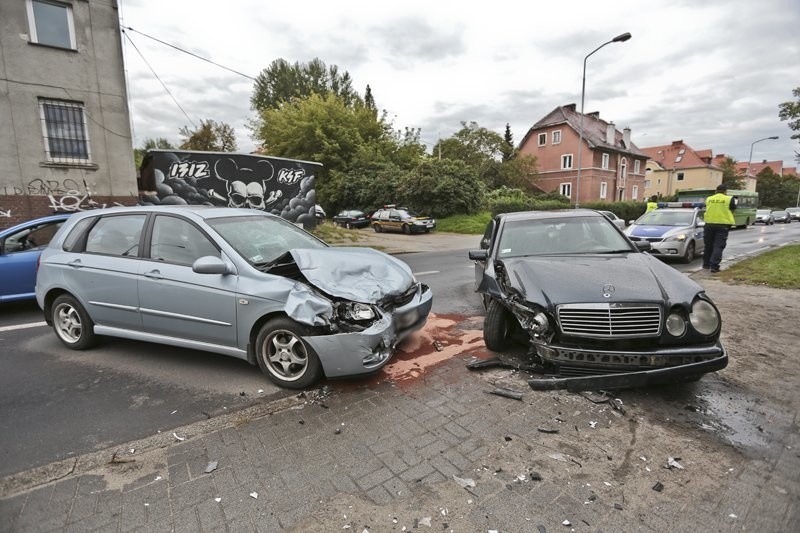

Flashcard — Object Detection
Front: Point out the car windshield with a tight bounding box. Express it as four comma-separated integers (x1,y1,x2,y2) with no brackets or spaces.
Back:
207,215,326,265
757,210,771,215
774,211,788,216
636,210,694,226
497,217,633,258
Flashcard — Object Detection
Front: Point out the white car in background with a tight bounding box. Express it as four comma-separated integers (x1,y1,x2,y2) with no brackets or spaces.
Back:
624,206,705,264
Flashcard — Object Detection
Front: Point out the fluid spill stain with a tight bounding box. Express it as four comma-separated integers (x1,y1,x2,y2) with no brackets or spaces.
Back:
373,313,487,385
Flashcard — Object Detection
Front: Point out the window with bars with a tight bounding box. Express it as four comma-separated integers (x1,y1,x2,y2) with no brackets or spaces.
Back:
39,99,91,163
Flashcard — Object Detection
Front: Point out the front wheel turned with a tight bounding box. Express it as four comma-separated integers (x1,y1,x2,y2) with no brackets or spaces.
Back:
483,299,512,351
255,317,323,389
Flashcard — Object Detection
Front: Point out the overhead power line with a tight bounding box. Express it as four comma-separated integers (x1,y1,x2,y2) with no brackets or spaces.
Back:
122,29,196,128
121,26,257,81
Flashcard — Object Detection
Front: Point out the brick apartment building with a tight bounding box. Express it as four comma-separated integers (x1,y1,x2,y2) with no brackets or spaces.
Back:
518,104,648,205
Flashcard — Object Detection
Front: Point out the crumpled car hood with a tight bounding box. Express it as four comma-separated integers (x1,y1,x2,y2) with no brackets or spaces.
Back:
500,253,702,306
290,247,415,303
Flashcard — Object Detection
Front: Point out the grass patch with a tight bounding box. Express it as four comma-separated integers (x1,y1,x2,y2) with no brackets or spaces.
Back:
717,244,800,289
310,222,365,244
435,212,492,234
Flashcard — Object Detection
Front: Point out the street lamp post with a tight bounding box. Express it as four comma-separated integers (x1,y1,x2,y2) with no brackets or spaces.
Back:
745,136,779,179
575,32,631,209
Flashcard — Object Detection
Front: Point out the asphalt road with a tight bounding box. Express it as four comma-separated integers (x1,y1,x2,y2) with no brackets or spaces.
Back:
1,222,799,477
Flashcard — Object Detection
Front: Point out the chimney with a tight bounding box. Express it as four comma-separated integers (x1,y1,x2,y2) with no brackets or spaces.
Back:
564,103,576,112
587,111,600,119
622,127,631,148
606,122,616,145
762,159,767,163
671,140,683,147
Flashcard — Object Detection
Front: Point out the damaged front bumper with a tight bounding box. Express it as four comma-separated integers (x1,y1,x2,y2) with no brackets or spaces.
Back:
302,283,433,378
528,341,727,391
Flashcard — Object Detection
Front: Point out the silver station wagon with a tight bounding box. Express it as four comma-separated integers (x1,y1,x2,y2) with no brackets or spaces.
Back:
36,206,433,388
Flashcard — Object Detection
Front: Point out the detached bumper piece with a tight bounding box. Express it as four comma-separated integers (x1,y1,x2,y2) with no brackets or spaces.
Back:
528,351,728,392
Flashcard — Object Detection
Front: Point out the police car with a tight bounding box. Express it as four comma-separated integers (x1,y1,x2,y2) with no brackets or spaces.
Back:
624,202,705,263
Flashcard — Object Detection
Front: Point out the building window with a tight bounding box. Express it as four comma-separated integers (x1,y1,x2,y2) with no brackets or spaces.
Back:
561,154,573,169
601,153,610,169
552,130,561,144
560,183,572,198
538,133,547,146
27,0,76,49
634,160,641,174
632,185,639,200
620,160,627,181
600,182,607,199
39,99,91,163
645,179,651,188
676,172,685,181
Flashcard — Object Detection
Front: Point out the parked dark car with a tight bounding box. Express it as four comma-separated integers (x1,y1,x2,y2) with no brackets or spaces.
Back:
371,206,436,234
772,210,791,223
469,210,727,391
332,210,370,229
36,206,432,388
0,213,71,303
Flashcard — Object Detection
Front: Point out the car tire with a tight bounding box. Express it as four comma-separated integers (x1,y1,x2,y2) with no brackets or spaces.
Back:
345,222,352,229
373,224,382,233
680,241,695,264
484,299,512,351
255,317,323,389
402,224,411,235
51,294,97,350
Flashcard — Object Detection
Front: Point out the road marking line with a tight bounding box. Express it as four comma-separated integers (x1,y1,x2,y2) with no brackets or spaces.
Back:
413,270,440,276
0,321,47,332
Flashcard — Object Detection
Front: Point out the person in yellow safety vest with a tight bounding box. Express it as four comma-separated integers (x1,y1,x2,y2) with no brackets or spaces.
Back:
645,195,659,213
703,183,737,273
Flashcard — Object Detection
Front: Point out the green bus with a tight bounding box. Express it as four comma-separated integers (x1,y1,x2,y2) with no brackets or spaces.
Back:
676,188,758,228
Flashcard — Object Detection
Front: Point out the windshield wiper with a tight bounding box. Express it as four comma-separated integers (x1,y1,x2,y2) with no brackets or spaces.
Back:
597,249,632,254
253,250,293,272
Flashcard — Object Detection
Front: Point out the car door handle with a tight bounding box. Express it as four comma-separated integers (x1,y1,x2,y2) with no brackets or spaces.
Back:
67,259,83,268
143,270,164,280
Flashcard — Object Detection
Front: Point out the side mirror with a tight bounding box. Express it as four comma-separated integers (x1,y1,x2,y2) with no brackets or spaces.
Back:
193,255,231,274
469,249,488,261
634,241,651,252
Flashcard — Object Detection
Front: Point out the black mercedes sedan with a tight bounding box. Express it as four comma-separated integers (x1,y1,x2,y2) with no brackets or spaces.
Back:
332,209,370,229
468,210,727,391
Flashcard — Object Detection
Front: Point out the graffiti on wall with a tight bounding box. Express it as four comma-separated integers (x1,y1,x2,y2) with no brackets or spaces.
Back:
0,208,11,218
138,150,321,227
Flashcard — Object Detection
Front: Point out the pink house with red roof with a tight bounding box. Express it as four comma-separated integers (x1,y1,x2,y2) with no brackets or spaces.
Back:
518,104,648,204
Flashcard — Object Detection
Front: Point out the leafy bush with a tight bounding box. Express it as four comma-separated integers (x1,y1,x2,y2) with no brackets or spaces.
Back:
398,158,485,217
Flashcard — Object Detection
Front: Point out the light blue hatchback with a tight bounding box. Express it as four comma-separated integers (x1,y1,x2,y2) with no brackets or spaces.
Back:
36,206,433,388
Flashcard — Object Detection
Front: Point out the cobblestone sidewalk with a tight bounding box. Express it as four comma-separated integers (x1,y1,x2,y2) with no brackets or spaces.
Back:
2,344,798,532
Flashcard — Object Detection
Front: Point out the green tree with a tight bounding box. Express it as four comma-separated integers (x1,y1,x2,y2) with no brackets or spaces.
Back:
718,156,745,190
134,137,174,169
364,84,376,113
253,92,388,179
501,123,514,162
755,167,800,208
778,86,800,162
250,58,360,113
179,120,237,152
398,158,485,217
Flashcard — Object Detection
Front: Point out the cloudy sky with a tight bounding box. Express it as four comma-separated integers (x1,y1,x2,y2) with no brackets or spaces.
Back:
119,0,800,166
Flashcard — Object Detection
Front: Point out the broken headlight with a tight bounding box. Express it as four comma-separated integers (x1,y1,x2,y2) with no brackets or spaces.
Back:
340,302,376,322
511,301,552,338
690,298,720,335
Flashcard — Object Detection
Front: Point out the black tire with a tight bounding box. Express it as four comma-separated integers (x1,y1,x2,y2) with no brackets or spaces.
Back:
51,294,97,350
255,317,323,389
402,224,411,235
373,224,382,233
680,241,695,264
483,299,512,351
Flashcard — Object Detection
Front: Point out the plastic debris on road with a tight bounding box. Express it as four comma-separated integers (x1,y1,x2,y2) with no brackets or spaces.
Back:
667,457,684,470
205,461,218,473
173,432,185,442
453,475,476,488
